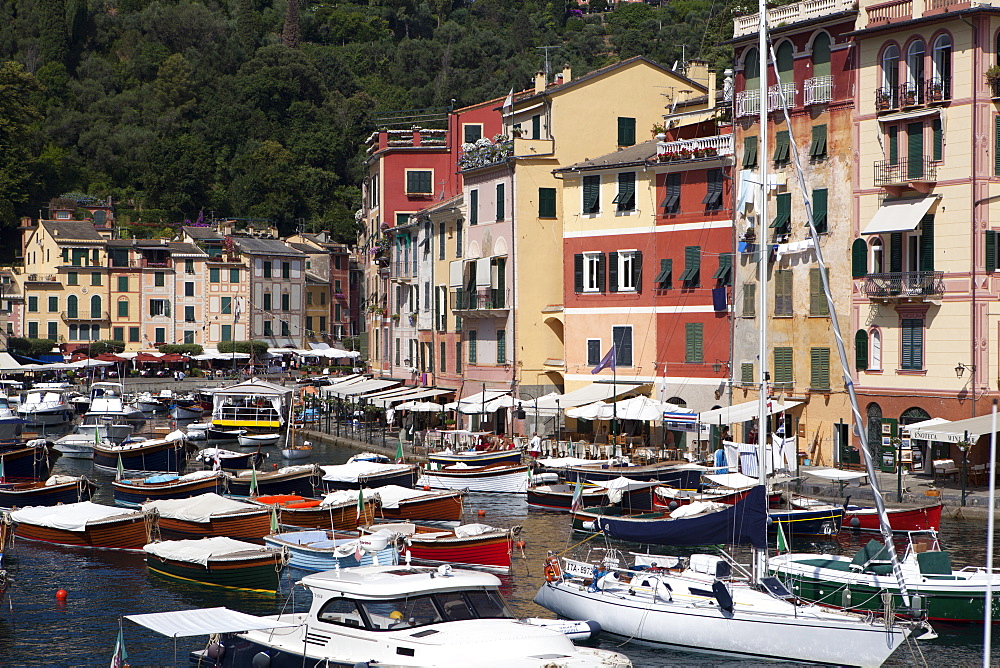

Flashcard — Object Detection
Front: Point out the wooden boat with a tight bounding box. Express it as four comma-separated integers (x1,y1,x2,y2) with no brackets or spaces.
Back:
319,462,419,492
0,475,97,509
171,402,204,420
0,440,61,480
772,494,845,537
427,449,523,467
9,501,153,550
560,460,705,490
93,432,191,474
281,443,312,460
770,531,1000,622
251,491,378,531
225,464,321,498
113,471,228,508
239,433,281,447
843,502,943,532
417,463,530,494
263,529,400,571
143,492,271,543
571,497,741,541
361,522,519,573
195,448,266,471
527,483,611,510
372,485,465,523
653,485,758,509
144,537,287,592
206,428,247,441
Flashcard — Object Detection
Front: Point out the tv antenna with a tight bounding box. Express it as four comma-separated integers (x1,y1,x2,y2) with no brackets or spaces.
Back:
535,46,560,78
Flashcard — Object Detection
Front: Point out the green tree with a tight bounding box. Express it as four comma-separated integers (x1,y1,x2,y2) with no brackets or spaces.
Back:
0,62,43,225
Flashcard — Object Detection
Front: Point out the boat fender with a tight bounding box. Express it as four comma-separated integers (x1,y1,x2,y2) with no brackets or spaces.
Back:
850,516,861,529
206,642,226,660
544,552,562,582
251,652,271,668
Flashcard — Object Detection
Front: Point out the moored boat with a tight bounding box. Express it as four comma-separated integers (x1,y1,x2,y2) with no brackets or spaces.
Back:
263,528,399,571
0,440,61,480
143,492,271,543
239,432,281,447
0,475,97,509
362,521,520,573
171,402,204,420
843,502,943,532
16,391,72,426
9,501,153,550
195,448,266,471
772,495,845,537
250,490,378,531
144,537,287,592
428,448,523,467
371,485,465,523
417,462,530,494
560,460,705,490
280,443,311,459
225,464,321,498
206,428,247,441
319,461,419,491
113,470,228,508
528,477,657,512
93,431,191,474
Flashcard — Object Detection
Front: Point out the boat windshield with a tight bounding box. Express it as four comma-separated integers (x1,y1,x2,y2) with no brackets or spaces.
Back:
318,589,515,632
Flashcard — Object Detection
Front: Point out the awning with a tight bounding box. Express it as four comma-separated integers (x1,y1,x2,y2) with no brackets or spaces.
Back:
877,108,940,123
0,353,23,371
861,196,937,235
908,413,999,443
532,383,647,410
901,417,950,435
444,390,509,411
126,607,297,637
327,379,400,397
371,388,450,408
698,399,803,425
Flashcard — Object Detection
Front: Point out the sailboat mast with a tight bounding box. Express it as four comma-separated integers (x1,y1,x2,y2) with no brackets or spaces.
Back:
754,0,770,579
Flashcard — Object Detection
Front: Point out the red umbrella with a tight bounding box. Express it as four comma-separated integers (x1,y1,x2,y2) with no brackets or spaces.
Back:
160,353,188,363
96,353,127,363
135,352,162,364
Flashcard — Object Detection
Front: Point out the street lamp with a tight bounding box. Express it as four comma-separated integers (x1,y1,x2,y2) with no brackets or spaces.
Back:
956,362,975,378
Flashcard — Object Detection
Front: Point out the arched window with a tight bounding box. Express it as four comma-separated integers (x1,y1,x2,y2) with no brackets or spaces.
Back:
881,45,899,105
812,33,831,79
931,34,952,100
66,294,78,319
90,295,102,319
866,402,883,457
776,41,795,82
870,237,884,274
855,329,869,371
851,238,868,277
666,396,687,408
906,40,925,102
744,48,760,89
870,328,882,371
900,406,931,427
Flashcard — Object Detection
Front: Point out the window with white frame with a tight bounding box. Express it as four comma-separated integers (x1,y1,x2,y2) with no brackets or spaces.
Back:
617,251,639,292
583,252,604,292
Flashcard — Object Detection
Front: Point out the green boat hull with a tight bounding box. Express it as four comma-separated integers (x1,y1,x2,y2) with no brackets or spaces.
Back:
147,556,282,593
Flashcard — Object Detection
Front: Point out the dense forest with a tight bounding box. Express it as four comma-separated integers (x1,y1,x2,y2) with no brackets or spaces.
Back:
0,0,742,245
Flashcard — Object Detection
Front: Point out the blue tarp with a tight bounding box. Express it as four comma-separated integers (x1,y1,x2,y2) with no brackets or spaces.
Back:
594,485,768,550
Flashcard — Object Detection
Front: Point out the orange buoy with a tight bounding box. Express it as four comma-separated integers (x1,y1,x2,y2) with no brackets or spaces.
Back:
516,540,526,549
272,463,279,470
423,485,430,491
477,509,486,517
56,589,68,601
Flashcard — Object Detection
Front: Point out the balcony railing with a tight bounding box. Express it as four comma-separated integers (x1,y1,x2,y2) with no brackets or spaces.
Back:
733,0,857,38
875,87,898,112
459,139,513,171
451,287,509,312
62,311,110,323
392,261,414,280
874,157,937,186
656,134,734,162
926,77,951,103
804,76,833,105
141,258,172,268
861,271,944,299
866,0,911,25
735,89,760,118
24,274,59,283
767,82,796,112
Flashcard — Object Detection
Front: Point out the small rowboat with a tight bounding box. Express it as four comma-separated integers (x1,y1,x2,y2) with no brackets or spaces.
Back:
263,529,399,571
113,471,227,508
9,501,153,550
0,475,97,509
281,443,312,460
427,449,523,467
417,463,530,494
143,492,271,543
144,537,287,592
361,521,520,573
170,403,204,420
372,486,465,523
239,433,281,447
207,428,247,442
251,491,378,531
196,448,267,471
226,465,321,498
843,502,943,532
319,462,419,492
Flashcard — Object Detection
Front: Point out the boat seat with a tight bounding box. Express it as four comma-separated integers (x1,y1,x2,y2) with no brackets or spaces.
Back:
916,550,952,575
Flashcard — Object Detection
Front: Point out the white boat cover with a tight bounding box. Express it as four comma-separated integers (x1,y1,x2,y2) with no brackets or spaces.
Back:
11,501,141,531
126,607,296,637
601,476,658,491
232,465,314,479
144,537,275,566
669,501,726,519
703,473,760,489
143,493,257,523
536,457,610,468
45,475,82,486
366,485,441,509
453,523,501,538
320,461,413,482
178,470,224,482
105,431,186,451
320,489,379,507
807,468,869,482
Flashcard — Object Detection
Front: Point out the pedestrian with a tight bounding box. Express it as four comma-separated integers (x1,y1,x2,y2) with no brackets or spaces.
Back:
529,432,542,459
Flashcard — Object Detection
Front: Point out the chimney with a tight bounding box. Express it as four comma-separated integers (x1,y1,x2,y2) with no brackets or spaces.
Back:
534,71,546,94
685,59,710,88
562,64,572,84
708,70,717,110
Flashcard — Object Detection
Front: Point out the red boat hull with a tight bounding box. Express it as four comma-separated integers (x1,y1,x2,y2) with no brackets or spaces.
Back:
405,532,514,570
844,503,943,532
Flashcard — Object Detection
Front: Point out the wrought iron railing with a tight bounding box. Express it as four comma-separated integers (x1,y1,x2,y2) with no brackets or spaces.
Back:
874,156,937,185
767,82,796,112
804,76,833,105
735,89,761,118
451,288,509,311
861,271,943,298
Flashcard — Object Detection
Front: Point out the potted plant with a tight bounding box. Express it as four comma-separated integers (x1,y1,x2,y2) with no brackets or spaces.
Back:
650,122,667,140
986,65,1000,98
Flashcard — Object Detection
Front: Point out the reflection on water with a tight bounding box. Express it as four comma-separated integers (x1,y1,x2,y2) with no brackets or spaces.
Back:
1,413,998,665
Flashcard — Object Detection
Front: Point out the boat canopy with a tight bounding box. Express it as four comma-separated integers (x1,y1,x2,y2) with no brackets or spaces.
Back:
126,607,297,637
212,378,293,398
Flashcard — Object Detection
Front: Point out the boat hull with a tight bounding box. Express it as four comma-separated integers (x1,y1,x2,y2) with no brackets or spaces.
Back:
113,475,227,508
253,495,377,531
264,531,399,572
320,468,418,492
844,503,943,532
94,440,190,474
146,553,283,592
417,465,529,494
13,514,150,550
378,491,465,523
0,444,60,480
171,404,204,420
156,510,272,544
226,469,320,498
239,434,281,447
18,407,71,426
427,450,523,467
403,531,514,571
0,478,97,509
562,462,702,489
769,507,844,537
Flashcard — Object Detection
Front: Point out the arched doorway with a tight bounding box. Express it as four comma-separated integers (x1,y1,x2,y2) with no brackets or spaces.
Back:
866,402,883,459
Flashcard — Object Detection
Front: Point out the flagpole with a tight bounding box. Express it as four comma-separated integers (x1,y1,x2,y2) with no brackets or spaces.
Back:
612,359,618,458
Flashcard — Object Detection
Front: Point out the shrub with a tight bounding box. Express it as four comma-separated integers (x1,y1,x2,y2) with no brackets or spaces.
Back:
158,343,204,356
8,337,58,358
87,340,126,355
217,340,269,359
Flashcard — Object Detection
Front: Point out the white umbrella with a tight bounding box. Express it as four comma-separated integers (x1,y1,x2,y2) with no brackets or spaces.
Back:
613,396,683,422
395,401,445,412
69,359,114,368
565,400,613,420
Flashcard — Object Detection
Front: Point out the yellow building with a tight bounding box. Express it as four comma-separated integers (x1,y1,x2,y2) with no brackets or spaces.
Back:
505,57,707,398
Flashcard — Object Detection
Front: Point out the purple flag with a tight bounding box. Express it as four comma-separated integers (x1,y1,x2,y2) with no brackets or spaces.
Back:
592,347,616,374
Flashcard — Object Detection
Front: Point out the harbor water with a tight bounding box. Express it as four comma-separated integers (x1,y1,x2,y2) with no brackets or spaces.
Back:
1,420,998,666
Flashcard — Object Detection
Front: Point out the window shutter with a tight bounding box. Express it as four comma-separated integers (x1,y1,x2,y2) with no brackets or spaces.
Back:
702,169,723,208
741,362,754,384
852,238,868,277
685,323,703,363
810,347,830,389
995,116,1000,176
712,253,733,286
889,125,899,165
775,269,792,316
662,173,681,213
919,214,934,272
743,136,758,168
811,188,828,233
774,131,790,162
743,283,756,317
608,252,619,293
810,267,829,316
538,188,556,217
907,122,924,179
774,347,793,385
618,117,636,146
987,230,997,272
890,232,903,273
574,254,584,293
655,259,672,289
596,254,606,292
632,251,642,292
855,329,869,371
583,176,600,213
532,114,541,139
809,125,827,158
496,183,504,220
770,193,791,232
932,118,943,161
469,190,478,225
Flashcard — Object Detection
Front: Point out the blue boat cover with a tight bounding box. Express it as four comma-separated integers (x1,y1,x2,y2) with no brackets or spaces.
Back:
144,474,180,484
594,485,768,549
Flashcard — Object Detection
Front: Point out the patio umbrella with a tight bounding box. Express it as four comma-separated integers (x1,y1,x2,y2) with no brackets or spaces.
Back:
135,352,162,364
613,396,683,422
160,353,188,363
95,353,127,363
565,401,613,421
69,359,114,368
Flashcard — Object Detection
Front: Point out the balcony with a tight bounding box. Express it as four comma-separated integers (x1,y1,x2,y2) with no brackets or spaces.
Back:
451,288,510,316
866,0,911,26
23,274,60,283
733,0,857,38
459,139,513,171
767,82,796,112
62,311,110,323
861,271,943,300
141,258,172,268
804,76,833,105
391,261,416,281
735,89,760,118
656,134,734,163
874,157,937,189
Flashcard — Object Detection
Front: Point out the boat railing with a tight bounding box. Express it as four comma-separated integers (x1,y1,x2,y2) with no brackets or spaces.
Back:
213,406,282,423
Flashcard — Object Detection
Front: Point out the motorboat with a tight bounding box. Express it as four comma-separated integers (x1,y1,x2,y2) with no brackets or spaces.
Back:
171,401,204,420
135,392,168,414
16,390,72,426
238,432,281,447
85,382,145,428
53,430,102,459
195,448,266,471
417,462,530,494
187,564,631,667
185,422,211,440
206,428,247,442
93,430,191,474
0,393,24,442
75,414,135,443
